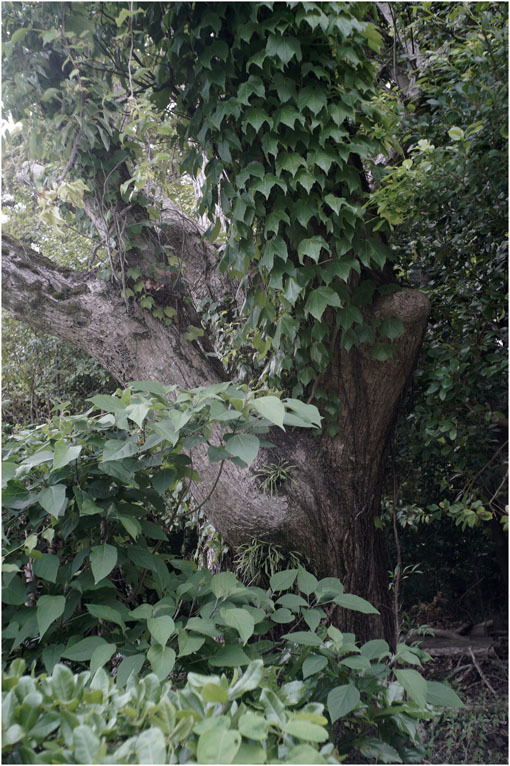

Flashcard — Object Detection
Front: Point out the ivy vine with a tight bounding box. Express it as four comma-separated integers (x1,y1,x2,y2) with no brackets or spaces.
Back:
149,1,403,397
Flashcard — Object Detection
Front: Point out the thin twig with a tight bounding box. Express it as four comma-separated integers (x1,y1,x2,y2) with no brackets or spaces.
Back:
488,469,508,509
391,448,402,652
462,441,507,496
191,461,225,515
468,647,498,697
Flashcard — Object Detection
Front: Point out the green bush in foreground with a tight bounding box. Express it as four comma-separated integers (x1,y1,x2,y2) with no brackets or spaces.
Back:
2,382,463,763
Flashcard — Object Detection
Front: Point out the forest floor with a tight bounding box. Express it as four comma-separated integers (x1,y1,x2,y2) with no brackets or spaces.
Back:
423,651,508,764
407,597,508,765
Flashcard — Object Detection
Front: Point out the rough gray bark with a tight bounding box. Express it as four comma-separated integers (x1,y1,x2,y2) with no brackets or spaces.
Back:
2,206,430,643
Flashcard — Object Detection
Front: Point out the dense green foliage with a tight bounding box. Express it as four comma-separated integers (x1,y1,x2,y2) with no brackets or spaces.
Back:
379,2,508,531
2,387,462,763
367,4,508,612
1,3,506,760
157,2,402,396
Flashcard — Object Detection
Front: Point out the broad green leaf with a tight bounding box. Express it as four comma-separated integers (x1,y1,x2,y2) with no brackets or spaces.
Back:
125,403,150,428
135,727,167,764
314,577,344,601
116,653,145,687
225,434,260,466
448,126,464,141
297,86,327,115
220,607,255,644
197,726,241,764
251,396,285,429
287,744,327,764
371,342,393,362
381,316,404,340
244,108,270,133
42,645,64,674
62,637,108,662
53,441,82,470
283,399,322,428
327,684,360,722
21,449,54,469
266,34,302,66
304,287,340,320
117,514,141,539
129,604,153,620
151,468,176,494
340,655,371,671
276,152,305,176
360,639,390,660
302,654,328,679
2,574,27,605
260,688,286,724
282,631,323,646
4,725,24,745
211,571,241,599
283,718,328,742
153,419,179,445
90,643,116,676
1,461,16,487
358,740,402,763
130,381,175,396
395,668,428,707
202,682,229,704
295,170,317,194
276,593,308,609
89,544,117,583
37,595,65,639
297,237,329,264
73,725,101,764
297,567,318,595
51,664,75,702
229,659,264,698
101,439,138,462
178,630,205,657
324,194,346,216
88,394,126,413
238,712,268,741
302,608,323,632
33,553,59,583
270,568,298,591
147,645,176,681
147,615,175,646
338,304,363,330
277,105,301,129
330,103,352,125
75,491,104,516
38,484,67,518
86,603,125,631
209,645,251,667
271,608,295,624
11,27,29,45
294,198,316,228
186,617,221,638
426,680,465,708
334,592,379,614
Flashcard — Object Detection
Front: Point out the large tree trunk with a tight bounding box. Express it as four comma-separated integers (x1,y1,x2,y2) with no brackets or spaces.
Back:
2,209,430,644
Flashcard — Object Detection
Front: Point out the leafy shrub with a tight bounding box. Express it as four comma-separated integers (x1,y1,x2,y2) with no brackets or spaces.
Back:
2,382,463,763
2,658,340,764
2,381,320,671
